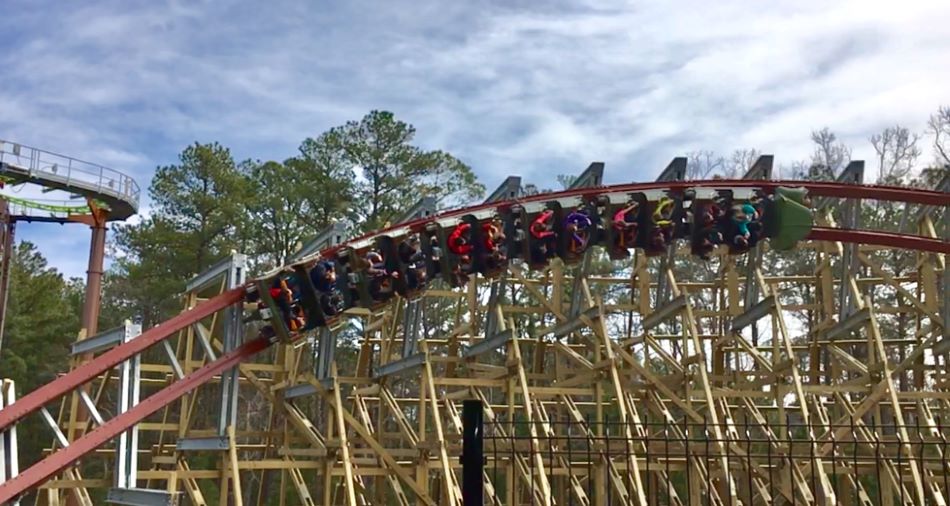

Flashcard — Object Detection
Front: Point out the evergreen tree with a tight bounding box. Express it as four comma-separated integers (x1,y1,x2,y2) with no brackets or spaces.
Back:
332,110,485,231
0,242,83,467
110,142,253,324
245,160,311,269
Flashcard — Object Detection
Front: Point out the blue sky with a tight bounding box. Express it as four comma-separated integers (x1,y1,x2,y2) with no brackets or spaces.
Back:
1,0,948,278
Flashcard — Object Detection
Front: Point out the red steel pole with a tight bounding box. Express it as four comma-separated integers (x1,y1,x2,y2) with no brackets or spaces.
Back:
81,208,108,339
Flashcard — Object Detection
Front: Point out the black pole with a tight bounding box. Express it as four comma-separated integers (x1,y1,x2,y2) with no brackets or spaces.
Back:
462,399,484,506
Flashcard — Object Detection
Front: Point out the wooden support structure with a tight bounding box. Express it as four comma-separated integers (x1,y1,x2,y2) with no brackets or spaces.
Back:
25,187,950,505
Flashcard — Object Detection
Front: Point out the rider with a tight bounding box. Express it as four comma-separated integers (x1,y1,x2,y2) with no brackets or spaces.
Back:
613,201,640,248
564,209,592,253
530,210,557,260
448,222,474,256
310,260,340,315
650,197,675,249
399,235,427,290
270,273,303,331
365,251,397,300
482,220,502,251
731,203,758,248
429,235,443,276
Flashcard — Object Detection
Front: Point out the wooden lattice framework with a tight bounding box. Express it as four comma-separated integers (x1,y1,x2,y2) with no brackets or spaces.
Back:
32,205,948,506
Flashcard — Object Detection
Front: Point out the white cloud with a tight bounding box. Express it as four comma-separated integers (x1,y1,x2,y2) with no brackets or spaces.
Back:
0,0,948,277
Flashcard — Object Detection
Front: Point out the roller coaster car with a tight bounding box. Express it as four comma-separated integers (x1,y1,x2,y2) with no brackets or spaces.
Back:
501,204,530,263
397,233,429,294
291,264,327,329
361,247,402,306
604,194,644,260
558,201,599,265
689,190,731,259
254,275,296,343
544,201,571,261
341,248,377,308
460,214,488,275
763,186,813,251
722,195,759,256
524,205,558,270
420,223,444,283
590,195,611,245
438,220,470,288
637,192,683,257
375,235,409,297
334,249,359,310
480,217,508,278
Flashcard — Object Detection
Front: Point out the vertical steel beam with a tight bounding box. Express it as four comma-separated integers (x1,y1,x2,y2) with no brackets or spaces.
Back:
835,162,864,321
484,277,507,338
115,322,142,490
0,379,19,506
402,299,422,358
742,155,773,344
0,206,15,357
218,254,247,436
316,328,336,380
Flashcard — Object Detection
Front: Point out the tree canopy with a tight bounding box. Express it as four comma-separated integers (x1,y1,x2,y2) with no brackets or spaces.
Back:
105,111,484,323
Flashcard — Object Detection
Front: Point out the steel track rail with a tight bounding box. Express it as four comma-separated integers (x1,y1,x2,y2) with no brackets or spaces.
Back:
0,336,272,504
809,227,949,254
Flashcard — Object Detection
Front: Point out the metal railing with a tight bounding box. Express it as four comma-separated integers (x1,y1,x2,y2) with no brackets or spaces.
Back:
0,139,139,212
461,401,950,505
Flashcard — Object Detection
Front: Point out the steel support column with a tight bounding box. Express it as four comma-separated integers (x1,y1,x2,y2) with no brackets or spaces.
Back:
0,379,19,506
218,254,247,436
81,208,108,337
115,323,143,489
832,162,864,320
0,209,15,358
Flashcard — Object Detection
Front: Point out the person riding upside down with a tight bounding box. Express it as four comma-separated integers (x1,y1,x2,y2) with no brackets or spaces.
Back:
613,201,640,248
310,261,341,316
702,202,723,227
365,251,398,299
398,235,428,290
697,226,723,260
269,273,304,331
530,210,557,261
731,203,758,249
482,220,506,262
448,223,474,257
650,197,676,249
564,209,592,253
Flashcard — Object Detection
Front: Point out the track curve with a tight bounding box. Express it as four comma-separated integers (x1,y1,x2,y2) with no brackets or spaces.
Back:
276,179,948,278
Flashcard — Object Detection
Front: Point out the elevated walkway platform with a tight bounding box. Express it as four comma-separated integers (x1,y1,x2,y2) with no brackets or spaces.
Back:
0,140,139,220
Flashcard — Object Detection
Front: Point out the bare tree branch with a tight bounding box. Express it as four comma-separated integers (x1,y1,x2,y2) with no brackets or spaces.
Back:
686,150,725,179
870,125,921,183
808,127,851,180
